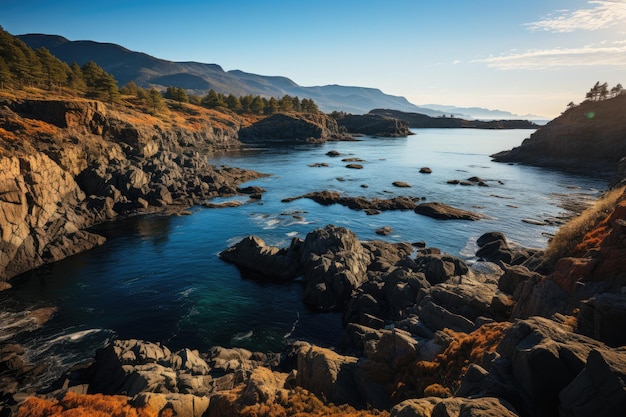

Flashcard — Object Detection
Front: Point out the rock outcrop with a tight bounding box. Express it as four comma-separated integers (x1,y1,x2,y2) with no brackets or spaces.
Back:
333,113,413,137
238,112,351,143
492,94,626,177
0,96,263,281
282,190,420,215
414,202,483,221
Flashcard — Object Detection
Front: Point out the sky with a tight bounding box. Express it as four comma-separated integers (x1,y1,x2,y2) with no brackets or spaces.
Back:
2,0,626,118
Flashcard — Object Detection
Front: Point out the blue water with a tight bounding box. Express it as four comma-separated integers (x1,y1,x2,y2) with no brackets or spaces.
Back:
0,129,606,390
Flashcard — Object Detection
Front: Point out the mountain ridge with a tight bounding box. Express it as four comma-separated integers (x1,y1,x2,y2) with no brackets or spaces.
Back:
17,33,536,118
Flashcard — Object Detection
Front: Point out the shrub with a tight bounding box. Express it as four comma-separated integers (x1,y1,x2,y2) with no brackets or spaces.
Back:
17,392,158,417
544,186,626,265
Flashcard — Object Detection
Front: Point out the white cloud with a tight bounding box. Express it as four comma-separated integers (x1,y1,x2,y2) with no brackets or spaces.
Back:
526,1,626,32
475,42,626,69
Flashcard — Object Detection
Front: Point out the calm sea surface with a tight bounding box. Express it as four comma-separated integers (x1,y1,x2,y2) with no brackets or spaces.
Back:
0,129,607,389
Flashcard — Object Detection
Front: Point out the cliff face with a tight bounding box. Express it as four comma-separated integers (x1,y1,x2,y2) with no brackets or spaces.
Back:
0,94,261,281
492,94,626,177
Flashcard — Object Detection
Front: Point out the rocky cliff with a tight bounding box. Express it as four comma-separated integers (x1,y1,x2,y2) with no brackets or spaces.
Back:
492,94,626,178
0,92,263,281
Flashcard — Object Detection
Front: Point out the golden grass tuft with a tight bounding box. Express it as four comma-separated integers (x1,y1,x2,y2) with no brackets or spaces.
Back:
17,392,158,417
238,387,389,417
544,186,626,265
389,321,511,402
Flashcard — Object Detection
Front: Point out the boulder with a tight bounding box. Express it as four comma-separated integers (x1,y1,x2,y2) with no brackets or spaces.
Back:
576,293,626,347
241,367,288,405
415,202,483,221
414,253,469,285
295,343,363,407
133,392,210,417
391,397,519,417
559,349,626,417
493,316,613,417
85,339,212,397
218,236,301,280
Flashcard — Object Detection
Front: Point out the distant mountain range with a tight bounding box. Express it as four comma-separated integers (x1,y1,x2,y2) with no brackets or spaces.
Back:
18,34,546,120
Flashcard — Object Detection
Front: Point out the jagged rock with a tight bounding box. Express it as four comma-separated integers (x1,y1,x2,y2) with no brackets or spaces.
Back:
510,274,568,319
241,367,288,405
133,392,210,417
498,264,540,295
84,339,212,397
295,343,363,408
414,253,469,285
576,293,626,347
391,397,520,417
492,316,616,417
218,236,301,280
415,202,483,221
282,190,419,212
559,349,626,417
0,97,262,282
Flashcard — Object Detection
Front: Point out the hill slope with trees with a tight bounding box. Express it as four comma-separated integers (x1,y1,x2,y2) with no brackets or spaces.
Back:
492,85,626,179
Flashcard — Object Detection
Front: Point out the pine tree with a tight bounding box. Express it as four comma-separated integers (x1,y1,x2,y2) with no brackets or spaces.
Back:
36,47,68,89
225,94,242,112
68,62,86,91
146,88,165,114
250,95,265,114
0,56,12,88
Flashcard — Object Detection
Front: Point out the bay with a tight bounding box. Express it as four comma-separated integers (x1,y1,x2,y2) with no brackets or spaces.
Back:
0,128,606,390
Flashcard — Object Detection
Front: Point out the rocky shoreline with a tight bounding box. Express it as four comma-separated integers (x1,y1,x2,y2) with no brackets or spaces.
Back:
3,210,626,416
2,93,626,416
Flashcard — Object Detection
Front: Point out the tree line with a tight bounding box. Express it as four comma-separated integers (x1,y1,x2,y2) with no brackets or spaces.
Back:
158,86,319,115
565,81,624,110
584,81,623,102
1,26,320,116
0,26,120,103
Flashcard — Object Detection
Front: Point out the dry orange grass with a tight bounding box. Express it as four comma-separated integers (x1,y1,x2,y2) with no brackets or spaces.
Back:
238,387,389,417
391,322,511,402
17,392,158,417
545,185,626,264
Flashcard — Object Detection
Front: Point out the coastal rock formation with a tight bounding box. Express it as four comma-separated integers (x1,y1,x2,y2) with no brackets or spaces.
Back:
221,225,412,311
238,112,351,143
333,113,413,137
492,94,626,176
414,202,483,221
282,190,420,214
0,97,267,281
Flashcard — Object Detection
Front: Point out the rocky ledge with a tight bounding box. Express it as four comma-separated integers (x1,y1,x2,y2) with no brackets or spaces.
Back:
0,96,264,281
